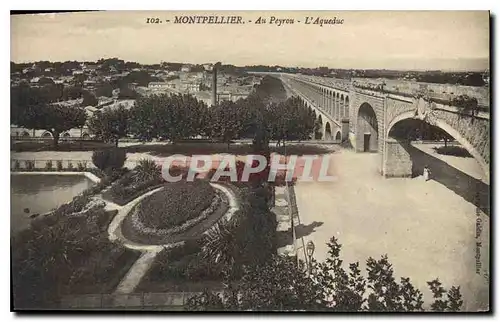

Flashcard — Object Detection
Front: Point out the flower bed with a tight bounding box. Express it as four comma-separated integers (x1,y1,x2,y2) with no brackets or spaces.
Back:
137,181,216,229
132,192,222,235
121,181,230,245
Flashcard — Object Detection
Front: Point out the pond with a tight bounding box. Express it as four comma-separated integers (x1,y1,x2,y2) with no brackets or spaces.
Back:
10,174,95,233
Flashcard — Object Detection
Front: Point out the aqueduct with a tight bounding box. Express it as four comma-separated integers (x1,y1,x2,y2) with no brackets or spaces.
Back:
276,73,490,181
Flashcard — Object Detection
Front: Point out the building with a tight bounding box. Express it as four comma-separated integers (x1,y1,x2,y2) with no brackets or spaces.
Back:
148,82,171,90
10,126,92,140
145,82,181,96
194,91,213,107
180,81,201,93
81,63,99,71
216,91,250,103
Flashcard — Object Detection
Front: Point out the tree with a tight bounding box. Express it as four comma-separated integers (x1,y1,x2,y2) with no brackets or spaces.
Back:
38,77,55,86
434,127,454,147
188,236,463,312
63,86,84,100
39,84,64,103
129,94,208,143
209,101,243,149
91,148,126,172
11,83,49,122
118,86,140,99
88,105,129,146
14,104,86,148
268,97,316,146
95,82,114,97
82,90,98,107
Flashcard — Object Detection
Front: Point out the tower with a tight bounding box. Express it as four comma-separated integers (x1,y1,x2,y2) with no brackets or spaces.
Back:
211,62,221,106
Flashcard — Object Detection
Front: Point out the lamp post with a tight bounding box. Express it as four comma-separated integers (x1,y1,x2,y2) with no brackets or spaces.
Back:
306,240,315,276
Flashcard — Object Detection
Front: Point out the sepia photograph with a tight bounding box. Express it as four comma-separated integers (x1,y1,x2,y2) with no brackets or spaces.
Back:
9,10,490,312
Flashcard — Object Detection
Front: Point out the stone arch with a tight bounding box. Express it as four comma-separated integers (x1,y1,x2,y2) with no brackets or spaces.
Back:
325,122,332,140
82,133,91,140
335,131,341,141
386,111,489,180
41,131,52,138
357,103,379,152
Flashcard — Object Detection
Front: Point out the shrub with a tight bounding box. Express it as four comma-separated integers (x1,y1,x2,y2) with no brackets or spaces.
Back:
188,237,464,312
14,160,20,170
67,161,74,171
103,178,164,206
25,160,35,171
452,95,479,116
135,158,161,182
56,160,63,171
77,161,88,171
45,160,53,171
141,250,221,287
12,207,141,309
92,148,127,172
433,146,472,158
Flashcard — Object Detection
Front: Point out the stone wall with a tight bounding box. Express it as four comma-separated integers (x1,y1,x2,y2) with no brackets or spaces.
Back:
341,119,349,142
59,292,200,310
383,139,412,177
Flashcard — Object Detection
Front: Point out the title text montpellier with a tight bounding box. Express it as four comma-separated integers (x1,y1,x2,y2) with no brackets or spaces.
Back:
174,16,244,24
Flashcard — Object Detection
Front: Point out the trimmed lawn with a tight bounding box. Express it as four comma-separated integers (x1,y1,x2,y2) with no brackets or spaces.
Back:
121,181,229,245
137,181,215,230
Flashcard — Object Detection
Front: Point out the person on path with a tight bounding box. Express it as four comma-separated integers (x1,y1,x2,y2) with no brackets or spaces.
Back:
423,165,431,181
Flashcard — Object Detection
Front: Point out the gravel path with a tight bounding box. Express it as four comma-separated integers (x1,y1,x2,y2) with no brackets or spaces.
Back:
106,182,240,294
294,149,489,311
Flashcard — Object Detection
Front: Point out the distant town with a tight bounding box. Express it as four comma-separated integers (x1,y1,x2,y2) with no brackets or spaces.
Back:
10,58,489,140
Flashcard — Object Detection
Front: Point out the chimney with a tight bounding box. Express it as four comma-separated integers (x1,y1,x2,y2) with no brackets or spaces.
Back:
212,62,221,107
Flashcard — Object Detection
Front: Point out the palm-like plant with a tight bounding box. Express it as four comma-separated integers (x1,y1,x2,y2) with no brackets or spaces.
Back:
134,158,161,183
201,217,241,269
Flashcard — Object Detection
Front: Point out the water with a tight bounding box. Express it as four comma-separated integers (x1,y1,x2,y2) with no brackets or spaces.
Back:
10,174,95,233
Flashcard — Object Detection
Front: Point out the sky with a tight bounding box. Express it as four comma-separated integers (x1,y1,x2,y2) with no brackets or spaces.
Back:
11,11,490,71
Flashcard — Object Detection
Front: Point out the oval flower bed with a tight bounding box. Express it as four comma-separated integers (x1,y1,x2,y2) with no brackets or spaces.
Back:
121,181,229,245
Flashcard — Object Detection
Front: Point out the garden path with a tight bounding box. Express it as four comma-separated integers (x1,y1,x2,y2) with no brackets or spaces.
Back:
102,182,240,294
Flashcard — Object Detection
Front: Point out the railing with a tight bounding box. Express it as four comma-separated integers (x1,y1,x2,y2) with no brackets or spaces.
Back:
282,144,306,269
10,159,143,171
11,137,96,142
11,159,96,171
